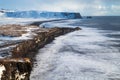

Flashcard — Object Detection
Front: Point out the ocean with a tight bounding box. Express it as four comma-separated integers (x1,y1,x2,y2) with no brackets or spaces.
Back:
30,16,120,80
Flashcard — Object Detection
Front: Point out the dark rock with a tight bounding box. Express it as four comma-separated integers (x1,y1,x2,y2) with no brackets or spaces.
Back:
86,16,92,19
0,58,31,80
75,27,81,30
11,27,80,59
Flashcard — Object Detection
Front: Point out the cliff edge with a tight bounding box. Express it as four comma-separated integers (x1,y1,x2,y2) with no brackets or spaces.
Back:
5,11,82,19
0,24,81,80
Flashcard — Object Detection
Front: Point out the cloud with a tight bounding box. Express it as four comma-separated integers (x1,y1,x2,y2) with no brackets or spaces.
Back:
0,0,120,16
111,5,120,10
34,0,120,16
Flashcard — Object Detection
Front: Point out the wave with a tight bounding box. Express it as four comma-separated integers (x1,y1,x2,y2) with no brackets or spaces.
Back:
30,25,120,80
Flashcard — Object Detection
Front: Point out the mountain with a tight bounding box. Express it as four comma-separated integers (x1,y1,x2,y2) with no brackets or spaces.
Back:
4,10,82,19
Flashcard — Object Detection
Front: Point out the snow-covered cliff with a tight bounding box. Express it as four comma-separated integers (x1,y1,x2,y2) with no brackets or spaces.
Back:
4,11,81,19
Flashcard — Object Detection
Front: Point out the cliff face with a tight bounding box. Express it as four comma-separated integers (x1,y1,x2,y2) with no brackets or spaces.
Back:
0,24,81,80
5,11,82,19
0,58,31,80
12,27,81,58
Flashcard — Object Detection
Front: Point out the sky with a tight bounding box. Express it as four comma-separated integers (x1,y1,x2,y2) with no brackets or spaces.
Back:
0,0,120,16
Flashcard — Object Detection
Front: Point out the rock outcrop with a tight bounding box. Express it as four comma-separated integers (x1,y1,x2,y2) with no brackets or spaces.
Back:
12,27,80,58
0,24,81,80
0,58,31,80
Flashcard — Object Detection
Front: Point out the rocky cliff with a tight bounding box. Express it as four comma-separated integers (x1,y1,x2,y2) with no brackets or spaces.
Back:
5,11,82,19
0,24,81,80
0,58,31,80
12,27,80,58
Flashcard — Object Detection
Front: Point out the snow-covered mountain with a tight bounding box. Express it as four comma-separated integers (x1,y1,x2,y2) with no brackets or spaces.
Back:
3,10,81,19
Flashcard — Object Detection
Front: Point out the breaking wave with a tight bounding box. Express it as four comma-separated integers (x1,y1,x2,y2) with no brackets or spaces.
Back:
30,25,120,80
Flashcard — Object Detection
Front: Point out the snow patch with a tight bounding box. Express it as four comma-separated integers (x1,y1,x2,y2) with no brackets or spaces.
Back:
0,65,5,79
0,26,39,41
15,71,27,80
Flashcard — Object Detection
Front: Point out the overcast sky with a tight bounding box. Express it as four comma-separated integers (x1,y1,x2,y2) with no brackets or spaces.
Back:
0,0,120,16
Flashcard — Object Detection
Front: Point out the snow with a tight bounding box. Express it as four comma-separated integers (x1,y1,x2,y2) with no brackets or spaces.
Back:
0,10,81,26
5,11,79,19
0,65,5,79
0,17,50,25
0,27,39,41
15,71,27,80
0,10,81,25
0,12,61,25
18,27,38,40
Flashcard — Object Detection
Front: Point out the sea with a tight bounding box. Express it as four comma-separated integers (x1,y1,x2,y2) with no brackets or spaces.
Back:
30,16,120,80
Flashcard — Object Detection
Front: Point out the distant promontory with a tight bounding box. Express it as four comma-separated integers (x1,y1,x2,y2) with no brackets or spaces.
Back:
2,10,82,19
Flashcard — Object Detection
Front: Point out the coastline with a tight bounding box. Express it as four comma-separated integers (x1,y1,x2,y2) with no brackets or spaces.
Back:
0,20,81,79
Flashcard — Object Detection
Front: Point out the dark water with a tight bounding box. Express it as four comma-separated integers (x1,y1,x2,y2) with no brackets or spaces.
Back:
31,16,120,80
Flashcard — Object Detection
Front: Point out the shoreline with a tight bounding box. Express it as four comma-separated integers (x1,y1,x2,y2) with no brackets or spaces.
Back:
0,21,81,79
29,19,68,26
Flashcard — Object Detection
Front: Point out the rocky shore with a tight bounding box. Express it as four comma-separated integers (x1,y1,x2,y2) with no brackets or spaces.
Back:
0,24,80,80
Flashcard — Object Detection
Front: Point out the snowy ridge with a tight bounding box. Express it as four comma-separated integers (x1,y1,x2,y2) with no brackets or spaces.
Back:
4,11,81,19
